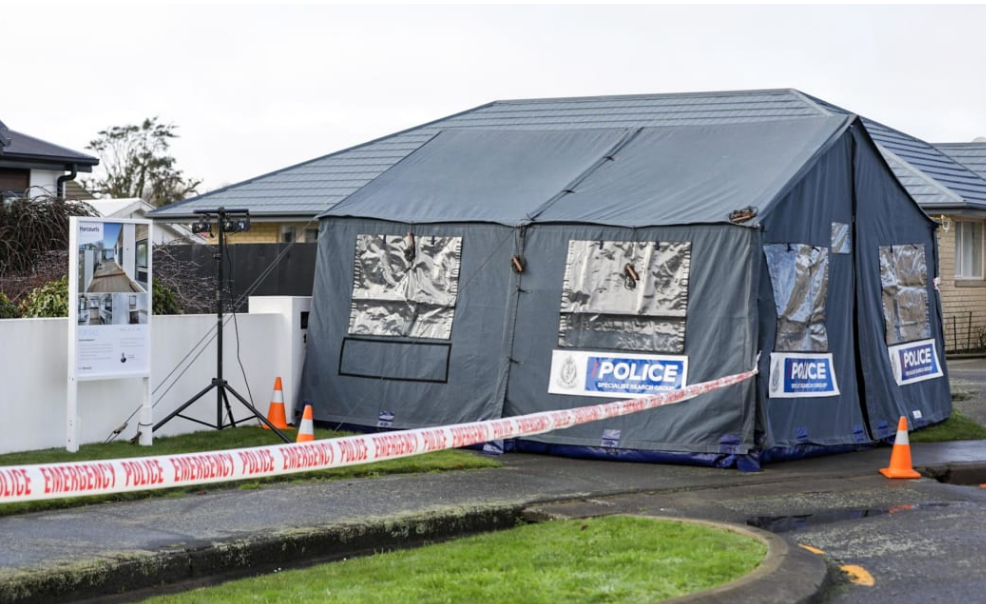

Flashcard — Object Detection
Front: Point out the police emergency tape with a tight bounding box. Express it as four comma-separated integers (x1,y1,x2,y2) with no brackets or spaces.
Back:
0,367,756,504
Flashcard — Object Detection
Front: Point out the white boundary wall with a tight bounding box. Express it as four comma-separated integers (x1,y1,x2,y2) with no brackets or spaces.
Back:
0,297,309,455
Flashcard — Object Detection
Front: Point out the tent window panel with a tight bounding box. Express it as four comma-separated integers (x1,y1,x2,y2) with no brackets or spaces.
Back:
559,240,691,353
831,222,851,255
764,244,830,352
879,244,930,346
559,314,686,352
348,234,462,340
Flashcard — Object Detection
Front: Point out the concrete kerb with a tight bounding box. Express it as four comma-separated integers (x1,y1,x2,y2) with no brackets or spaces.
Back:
0,504,526,604
656,519,832,604
2,502,833,604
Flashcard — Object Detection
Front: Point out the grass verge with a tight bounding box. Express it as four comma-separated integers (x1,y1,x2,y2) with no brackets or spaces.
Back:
140,516,767,604
910,409,986,443
0,426,499,516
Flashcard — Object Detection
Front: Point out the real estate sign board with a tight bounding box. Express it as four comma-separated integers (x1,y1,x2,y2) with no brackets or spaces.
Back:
67,217,153,450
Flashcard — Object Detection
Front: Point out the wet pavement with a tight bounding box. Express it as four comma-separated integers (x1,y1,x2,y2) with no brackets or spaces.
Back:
946,357,986,427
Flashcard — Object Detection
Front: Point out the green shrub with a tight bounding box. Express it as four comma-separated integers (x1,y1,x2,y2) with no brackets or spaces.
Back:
153,279,183,315
18,276,69,318
0,293,18,319
15,276,181,318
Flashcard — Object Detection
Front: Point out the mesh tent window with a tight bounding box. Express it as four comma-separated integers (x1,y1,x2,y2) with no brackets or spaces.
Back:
559,240,691,353
879,244,931,346
348,234,462,339
764,243,830,352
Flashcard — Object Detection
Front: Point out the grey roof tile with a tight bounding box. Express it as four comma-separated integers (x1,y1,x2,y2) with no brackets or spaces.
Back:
149,89,986,220
936,142,986,181
0,129,98,167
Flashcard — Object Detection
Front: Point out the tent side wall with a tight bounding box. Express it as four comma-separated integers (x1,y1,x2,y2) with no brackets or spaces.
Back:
299,218,516,429
756,131,870,451
504,223,759,455
851,125,952,436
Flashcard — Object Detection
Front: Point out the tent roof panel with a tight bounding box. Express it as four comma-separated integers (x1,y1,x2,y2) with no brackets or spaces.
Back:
323,128,632,225
535,117,849,226
323,117,849,227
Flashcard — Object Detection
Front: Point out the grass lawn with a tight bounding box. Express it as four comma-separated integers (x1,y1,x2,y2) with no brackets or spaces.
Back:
141,516,767,604
0,426,499,516
910,409,986,443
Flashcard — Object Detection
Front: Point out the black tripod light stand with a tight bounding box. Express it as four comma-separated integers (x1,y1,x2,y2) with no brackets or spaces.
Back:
153,207,291,443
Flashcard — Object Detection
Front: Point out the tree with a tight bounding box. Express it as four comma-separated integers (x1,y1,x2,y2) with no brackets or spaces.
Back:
84,117,201,206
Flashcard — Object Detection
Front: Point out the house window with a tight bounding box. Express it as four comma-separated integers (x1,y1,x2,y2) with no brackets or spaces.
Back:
281,225,297,243
955,221,983,279
348,233,462,339
559,240,691,353
304,228,319,242
0,168,29,203
136,240,149,286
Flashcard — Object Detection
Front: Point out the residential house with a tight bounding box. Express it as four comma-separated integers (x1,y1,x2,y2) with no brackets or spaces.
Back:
0,119,98,201
147,90,986,351
86,197,200,245
59,180,200,244
932,141,986,350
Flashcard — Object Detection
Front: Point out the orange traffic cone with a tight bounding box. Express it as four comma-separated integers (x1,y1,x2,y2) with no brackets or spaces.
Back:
261,377,290,430
296,404,315,442
880,416,921,479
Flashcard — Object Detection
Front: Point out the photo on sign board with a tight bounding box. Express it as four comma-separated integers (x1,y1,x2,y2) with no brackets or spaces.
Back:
77,222,149,296
76,221,150,326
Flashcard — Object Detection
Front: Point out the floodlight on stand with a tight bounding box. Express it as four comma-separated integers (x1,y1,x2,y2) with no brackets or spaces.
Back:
224,216,251,233
191,220,212,235
153,205,288,444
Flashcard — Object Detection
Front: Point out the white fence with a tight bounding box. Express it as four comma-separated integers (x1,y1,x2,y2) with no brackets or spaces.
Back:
0,297,310,454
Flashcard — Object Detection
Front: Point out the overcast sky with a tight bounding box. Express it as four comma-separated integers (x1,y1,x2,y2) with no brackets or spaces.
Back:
6,5,986,194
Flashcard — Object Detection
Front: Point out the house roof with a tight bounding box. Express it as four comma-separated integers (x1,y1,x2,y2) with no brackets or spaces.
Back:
87,197,198,240
148,89,986,221
796,95,986,211
0,119,11,149
0,121,98,171
858,119,986,210
935,142,986,181
88,197,152,217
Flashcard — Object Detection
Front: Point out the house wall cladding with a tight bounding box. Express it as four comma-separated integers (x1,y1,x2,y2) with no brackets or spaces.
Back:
937,223,986,352
223,222,281,244
214,222,319,244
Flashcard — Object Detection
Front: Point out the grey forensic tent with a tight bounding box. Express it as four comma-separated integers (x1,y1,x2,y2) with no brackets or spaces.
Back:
299,106,951,469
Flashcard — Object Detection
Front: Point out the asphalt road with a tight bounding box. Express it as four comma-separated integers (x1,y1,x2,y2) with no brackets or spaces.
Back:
532,358,986,604
811,357,986,604
529,458,986,604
